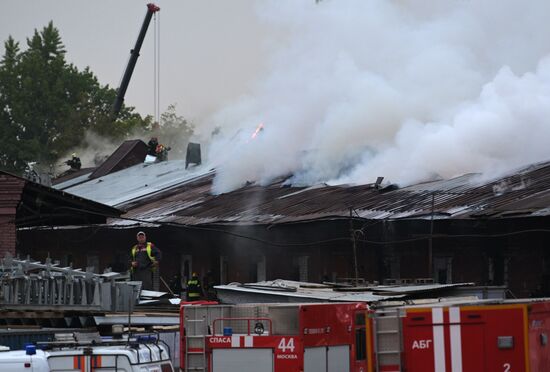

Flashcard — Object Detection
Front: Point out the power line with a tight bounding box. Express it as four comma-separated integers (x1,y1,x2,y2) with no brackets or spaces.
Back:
8,206,550,248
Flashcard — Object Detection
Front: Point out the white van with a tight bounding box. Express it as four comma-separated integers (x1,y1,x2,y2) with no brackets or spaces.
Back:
0,337,174,372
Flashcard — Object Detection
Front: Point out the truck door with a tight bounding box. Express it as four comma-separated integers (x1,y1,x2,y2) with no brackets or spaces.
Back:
327,345,350,372
304,347,327,372
304,346,350,372
211,348,273,372
460,323,486,371
403,307,487,372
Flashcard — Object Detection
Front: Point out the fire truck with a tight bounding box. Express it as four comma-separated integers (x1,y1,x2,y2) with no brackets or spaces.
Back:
179,299,550,372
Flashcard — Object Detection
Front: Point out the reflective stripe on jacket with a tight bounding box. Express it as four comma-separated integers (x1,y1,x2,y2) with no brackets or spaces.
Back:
187,279,201,297
131,242,156,271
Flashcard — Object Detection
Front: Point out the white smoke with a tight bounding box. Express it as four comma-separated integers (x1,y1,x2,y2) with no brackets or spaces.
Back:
200,0,550,194
58,131,121,175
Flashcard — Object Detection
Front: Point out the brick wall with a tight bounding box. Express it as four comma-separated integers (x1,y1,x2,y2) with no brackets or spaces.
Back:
0,174,25,257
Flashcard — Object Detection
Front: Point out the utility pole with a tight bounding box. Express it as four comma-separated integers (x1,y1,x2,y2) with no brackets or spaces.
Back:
350,207,359,286
428,192,436,278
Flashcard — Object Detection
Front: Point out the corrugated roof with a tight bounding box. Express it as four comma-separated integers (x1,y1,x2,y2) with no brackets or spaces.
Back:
58,159,213,207
59,158,550,226
51,167,95,187
214,280,475,304
214,281,399,303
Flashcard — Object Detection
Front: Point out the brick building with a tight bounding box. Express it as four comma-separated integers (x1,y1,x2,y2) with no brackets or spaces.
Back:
12,159,550,298
0,170,121,258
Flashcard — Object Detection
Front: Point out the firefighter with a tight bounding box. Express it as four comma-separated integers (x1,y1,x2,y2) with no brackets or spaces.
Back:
130,231,161,291
169,273,184,297
204,270,217,300
155,143,171,162
65,153,81,171
186,272,202,301
147,137,159,156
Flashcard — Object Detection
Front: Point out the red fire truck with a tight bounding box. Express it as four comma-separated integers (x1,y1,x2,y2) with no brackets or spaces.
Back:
179,299,550,372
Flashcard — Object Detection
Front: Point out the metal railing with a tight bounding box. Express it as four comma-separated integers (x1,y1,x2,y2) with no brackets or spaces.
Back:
212,318,272,336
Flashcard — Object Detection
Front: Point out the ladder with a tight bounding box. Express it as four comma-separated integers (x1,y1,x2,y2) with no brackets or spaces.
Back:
183,305,229,372
373,308,403,372
185,316,207,371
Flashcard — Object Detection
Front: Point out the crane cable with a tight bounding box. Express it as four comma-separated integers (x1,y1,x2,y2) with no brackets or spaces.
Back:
153,12,161,124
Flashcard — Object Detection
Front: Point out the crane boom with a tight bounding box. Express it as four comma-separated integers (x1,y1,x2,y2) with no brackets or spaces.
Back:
112,3,160,118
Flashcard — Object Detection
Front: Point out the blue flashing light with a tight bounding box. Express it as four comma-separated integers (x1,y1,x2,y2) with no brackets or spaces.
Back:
136,335,157,343
25,345,36,355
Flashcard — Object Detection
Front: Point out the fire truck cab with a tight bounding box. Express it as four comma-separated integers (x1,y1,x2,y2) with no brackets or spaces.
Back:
180,302,370,372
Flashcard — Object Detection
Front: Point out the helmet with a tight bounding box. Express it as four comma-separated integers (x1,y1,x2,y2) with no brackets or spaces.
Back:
192,272,198,277
71,153,77,157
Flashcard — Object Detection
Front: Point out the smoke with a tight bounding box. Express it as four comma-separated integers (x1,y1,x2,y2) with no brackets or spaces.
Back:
200,0,550,194
59,103,195,177
58,132,121,175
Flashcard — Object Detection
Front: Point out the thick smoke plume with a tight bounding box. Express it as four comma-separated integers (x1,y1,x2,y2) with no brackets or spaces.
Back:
201,0,550,194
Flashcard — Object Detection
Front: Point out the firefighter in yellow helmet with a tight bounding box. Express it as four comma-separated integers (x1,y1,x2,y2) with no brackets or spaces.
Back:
186,272,202,301
130,231,161,290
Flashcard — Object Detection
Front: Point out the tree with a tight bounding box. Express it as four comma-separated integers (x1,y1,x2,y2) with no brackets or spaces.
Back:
153,103,194,159
0,36,23,171
0,22,151,174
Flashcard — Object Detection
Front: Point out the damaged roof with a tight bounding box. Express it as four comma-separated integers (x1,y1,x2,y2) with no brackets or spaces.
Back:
53,140,150,190
213,279,477,304
89,139,148,180
56,158,550,226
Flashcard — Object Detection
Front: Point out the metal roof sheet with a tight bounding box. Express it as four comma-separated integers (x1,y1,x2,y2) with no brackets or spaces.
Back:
57,158,550,226
213,280,475,304
58,159,213,207
214,282,397,303
52,168,95,188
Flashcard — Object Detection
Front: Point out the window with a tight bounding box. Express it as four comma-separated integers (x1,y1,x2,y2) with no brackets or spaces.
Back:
355,311,367,361
355,312,366,326
355,328,366,361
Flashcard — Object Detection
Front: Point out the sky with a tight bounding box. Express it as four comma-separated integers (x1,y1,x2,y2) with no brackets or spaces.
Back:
3,1,550,194
0,0,268,122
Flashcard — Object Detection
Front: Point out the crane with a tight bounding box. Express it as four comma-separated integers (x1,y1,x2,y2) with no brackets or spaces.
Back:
112,3,160,118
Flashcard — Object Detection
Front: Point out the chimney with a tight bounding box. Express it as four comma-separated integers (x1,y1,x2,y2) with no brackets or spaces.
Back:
186,143,202,169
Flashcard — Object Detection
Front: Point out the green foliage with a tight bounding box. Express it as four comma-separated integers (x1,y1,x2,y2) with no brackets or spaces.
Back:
0,22,150,174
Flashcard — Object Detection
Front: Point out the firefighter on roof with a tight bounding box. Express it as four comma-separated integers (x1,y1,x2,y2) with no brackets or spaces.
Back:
155,143,171,162
147,137,158,156
130,231,161,290
65,153,81,171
